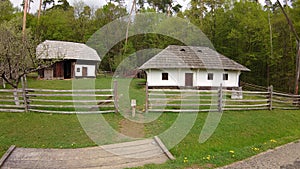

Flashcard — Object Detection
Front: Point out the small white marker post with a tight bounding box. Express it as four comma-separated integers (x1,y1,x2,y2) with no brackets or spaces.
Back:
131,99,136,117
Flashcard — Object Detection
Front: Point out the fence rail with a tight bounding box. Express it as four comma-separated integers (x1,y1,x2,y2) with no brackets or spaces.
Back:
146,85,300,113
0,82,118,114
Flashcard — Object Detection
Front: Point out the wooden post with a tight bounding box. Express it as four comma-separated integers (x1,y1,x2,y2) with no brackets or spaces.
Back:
21,77,28,112
145,82,149,113
218,84,223,113
131,99,136,117
268,85,273,110
113,80,118,113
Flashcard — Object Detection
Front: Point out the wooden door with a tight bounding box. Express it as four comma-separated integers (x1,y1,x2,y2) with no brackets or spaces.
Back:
82,67,88,77
185,73,193,86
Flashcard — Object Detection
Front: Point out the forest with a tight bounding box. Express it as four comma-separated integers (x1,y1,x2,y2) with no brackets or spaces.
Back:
0,0,300,93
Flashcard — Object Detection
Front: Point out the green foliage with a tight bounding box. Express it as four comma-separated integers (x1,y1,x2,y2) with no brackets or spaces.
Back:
0,0,14,24
3,0,300,91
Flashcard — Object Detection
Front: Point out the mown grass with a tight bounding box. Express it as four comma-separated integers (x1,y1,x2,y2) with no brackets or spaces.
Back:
139,110,300,168
1,76,300,168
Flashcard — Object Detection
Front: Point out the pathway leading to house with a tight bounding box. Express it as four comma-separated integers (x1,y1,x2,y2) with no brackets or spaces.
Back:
0,137,174,169
218,140,300,169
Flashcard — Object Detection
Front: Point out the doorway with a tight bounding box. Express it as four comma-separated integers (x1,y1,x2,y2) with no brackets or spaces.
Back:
185,73,193,86
82,67,88,77
64,61,72,79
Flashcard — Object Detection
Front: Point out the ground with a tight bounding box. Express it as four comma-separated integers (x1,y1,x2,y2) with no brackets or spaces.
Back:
1,76,300,168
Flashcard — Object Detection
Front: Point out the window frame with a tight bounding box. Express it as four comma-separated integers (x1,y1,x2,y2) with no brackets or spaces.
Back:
223,73,229,81
207,73,214,80
162,73,168,80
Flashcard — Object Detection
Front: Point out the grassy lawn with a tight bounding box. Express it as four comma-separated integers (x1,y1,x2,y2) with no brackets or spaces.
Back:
1,76,300,168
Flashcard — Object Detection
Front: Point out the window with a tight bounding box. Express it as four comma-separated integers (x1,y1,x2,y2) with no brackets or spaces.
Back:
162,73,168,80
76,68,81,72
208,73,213,80
223,73,229,80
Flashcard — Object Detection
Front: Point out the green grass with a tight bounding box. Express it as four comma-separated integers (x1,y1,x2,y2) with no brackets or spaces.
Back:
1,76,300,168
139,110,300,168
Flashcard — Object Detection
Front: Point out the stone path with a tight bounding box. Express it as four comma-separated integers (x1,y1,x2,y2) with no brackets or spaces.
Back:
218,140,300,169
0,138,173,169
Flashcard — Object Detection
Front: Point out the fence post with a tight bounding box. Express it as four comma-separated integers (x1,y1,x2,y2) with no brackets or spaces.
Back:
145,82,149,113
218,84,223,113
131,99,136,117
268,85,273,110
113,80,118,113
21,76,28,112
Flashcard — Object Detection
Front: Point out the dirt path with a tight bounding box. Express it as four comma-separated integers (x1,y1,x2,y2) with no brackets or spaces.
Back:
119,114,145,138
218,140,300,169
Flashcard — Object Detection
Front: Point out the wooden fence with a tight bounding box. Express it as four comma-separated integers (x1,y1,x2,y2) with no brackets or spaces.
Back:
1,84,300,114
0,89,26,113
146,85,300,113
0,83,118,114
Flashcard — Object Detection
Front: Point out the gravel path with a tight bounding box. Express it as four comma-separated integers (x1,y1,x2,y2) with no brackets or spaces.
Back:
218,140,300,169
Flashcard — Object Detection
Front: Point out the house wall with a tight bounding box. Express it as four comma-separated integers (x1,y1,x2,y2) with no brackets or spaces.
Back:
146,68,241,87
75,64,96,77
44,68,53,80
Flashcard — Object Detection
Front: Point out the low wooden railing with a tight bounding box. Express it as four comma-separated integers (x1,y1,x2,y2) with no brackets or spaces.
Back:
146,85,300,113
0,86,118,114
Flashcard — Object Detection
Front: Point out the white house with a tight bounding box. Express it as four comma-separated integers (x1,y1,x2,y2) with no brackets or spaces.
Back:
36,40,101,79
139,45,250,88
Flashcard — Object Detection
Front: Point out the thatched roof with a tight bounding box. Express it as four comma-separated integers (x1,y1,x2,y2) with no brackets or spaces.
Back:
139,45,250,71
36,40,101,61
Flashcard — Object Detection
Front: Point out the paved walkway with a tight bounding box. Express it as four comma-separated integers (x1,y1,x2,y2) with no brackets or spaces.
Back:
0,137,173,169
218,140,300,169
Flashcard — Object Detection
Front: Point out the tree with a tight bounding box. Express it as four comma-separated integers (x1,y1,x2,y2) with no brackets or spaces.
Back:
0,0,14,24
0,16,56,102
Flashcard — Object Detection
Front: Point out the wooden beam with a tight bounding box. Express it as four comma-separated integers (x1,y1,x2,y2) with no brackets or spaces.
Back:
154,136,175,160
0,145,16,167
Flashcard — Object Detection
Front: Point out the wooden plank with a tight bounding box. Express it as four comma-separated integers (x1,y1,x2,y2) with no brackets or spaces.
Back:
148,109,206,113
0,145,16,167
149,98,202,101
0,89,22,92
149,89,218,93
27,94,113,97
0,100,24,103
29,104,114,108
225,99,268,102
222,107,268,111
26,89,113,92
149,93,217,97
272,99,297,104
0,95,16,98
154,136,175,160
28,109,114,114
101,139,154,149
150,103,218,107
224,104,269,108
145,83,149,113
29,99,114,103
0,104,25,108
0,109,25,113
223,89,269,94
273,92,300,98
113,80,118,113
